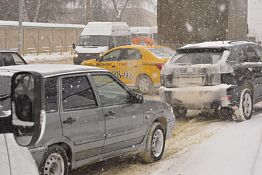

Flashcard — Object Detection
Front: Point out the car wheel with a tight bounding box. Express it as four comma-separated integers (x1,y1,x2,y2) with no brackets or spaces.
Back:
173,107,187,118
141,122,166,163
39,145,69,175
234,88,253,122
137,75,154,94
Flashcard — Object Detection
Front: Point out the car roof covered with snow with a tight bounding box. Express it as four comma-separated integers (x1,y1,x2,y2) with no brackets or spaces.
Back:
0,64,106,77
179,41,257,50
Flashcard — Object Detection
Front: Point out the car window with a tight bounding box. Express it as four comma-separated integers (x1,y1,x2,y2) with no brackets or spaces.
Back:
254,46,262,60
92,74,130,107
11,53,26,65
228,48,246,63
0,76,11,111
126,49,142,60
243,46,260,62
62,75,97,111
171,51,223,65
45,77,58,113
1,53,15,66
103,49,121,62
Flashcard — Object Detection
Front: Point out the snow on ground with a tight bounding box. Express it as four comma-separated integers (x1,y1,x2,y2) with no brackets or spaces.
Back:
152,114,262,175
23,52,73,63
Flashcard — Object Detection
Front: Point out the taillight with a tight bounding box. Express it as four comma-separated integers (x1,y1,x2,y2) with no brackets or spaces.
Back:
155,63,164,70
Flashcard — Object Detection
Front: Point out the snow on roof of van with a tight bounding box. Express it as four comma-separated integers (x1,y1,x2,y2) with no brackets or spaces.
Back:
81,22,130,36
181,41,256,49
0,64,105,77
0,20,85,29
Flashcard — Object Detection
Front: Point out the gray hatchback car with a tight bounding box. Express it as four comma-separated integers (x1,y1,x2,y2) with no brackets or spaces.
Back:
0,64,175,175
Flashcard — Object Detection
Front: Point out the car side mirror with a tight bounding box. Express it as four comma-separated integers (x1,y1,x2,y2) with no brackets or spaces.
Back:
96,56,102,62
129,93,144,103
11,72,45,147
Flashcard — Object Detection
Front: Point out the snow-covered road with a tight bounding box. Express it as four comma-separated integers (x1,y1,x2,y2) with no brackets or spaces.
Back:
152,114,262,175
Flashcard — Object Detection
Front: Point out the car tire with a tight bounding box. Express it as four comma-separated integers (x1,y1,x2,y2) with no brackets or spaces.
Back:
136,75,154,94
234,87,253,122
141,122,166,163
39,145,69,175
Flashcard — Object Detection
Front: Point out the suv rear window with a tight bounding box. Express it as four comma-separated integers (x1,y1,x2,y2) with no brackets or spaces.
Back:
171,50,224,65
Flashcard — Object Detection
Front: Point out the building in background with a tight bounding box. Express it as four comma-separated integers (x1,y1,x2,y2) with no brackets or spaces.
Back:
158,0,248,48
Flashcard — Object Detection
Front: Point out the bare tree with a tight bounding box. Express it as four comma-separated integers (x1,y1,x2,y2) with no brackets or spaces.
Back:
111,0,130,21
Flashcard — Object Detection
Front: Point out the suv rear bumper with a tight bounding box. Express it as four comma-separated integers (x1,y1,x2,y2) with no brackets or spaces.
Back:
159,84,233,110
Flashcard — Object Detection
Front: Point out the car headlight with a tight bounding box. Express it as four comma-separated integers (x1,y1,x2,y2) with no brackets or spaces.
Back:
73,51,78,58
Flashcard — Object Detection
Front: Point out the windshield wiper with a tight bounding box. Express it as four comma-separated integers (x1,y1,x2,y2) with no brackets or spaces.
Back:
0,94,10,102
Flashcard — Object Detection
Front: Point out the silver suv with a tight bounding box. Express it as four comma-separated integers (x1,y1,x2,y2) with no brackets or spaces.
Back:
0,64,175,175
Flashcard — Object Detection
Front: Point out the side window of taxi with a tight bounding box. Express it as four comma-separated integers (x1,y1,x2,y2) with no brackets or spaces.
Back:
103,49,121,62
127,49,142,60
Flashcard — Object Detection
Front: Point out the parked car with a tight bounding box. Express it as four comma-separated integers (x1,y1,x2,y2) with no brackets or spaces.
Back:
160,41,262,121
0,70,46,175
0,64,175,175
81,45,176,94
0,50,27,66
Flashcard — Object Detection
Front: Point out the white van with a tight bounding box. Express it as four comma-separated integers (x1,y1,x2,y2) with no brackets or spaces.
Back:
0,71,46,175
73,22,131,64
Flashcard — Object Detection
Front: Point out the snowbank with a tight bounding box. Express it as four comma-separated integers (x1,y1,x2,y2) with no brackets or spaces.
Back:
152,115,262,175
24,52,73,63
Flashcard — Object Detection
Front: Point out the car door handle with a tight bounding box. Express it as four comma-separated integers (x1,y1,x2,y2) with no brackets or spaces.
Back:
104,111,116,117
63,117,76,124
111,65,116,68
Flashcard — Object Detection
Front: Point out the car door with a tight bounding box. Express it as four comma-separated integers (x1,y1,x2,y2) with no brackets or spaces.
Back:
90,73,144,154
117,48,143,85
59,74,105,160
97,49,121,76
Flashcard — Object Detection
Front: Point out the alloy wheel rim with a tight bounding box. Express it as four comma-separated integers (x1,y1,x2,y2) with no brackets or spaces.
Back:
43,153,65,175
139,78,150,93
243,92,252,117
152,129,164,158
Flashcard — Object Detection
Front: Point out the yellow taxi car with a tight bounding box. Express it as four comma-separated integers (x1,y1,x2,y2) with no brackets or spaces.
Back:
81,45,175,94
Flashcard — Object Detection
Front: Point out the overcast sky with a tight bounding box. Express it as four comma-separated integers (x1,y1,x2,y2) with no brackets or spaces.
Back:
248,0,262,40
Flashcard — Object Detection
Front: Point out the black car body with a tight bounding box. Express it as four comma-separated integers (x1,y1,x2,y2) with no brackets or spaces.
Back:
160,41,262,121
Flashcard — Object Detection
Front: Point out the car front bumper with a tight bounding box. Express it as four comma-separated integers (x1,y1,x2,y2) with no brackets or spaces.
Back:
159,84,233,110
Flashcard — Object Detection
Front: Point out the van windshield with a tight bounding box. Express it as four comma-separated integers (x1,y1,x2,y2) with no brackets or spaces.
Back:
78,35,109,47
